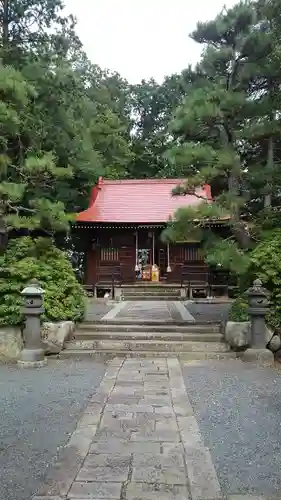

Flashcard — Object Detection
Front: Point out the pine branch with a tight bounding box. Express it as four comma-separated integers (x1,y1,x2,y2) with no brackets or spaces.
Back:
6,201,36,214
182,189,210,201
172,183,210,201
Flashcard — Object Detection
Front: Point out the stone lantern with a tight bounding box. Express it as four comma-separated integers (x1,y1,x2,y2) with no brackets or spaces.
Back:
235,278,274,364
17,281,47,367
247,278,269,349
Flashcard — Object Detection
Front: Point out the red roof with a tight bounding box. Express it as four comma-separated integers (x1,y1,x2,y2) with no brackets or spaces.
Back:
76,177,212,224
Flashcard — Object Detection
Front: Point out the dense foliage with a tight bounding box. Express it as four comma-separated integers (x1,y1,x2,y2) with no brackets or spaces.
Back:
164,0,281,276
0,237,85,326
228,230,281,326
2,0,281,325
228,294,250,322
250,230,281,328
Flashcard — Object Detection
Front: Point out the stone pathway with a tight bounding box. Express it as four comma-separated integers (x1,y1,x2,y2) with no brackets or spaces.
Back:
115,301,174,321
101,301,195,322
29,301,281,500
34,358,218,499
33,357,277,500
85,298,230,323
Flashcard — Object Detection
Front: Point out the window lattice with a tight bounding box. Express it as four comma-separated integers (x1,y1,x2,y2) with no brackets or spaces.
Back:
180,246,204,261
100,248,119,262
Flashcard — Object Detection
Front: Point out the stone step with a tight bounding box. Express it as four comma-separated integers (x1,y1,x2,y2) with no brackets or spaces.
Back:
78,322,221,333
73,331,223,342
122,289,181,294
121,284,182,289
120,295,183,301
64,339,227,352
86,319,220,324
123,290,181,300
59,349,236,360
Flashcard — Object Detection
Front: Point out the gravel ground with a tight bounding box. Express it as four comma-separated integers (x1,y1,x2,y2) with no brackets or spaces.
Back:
85,299,113,321
182,359,281,496
184,302,230,322
0,359,106,500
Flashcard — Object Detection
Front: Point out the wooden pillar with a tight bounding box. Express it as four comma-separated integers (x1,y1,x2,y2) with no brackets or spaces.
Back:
167,243,171,273
135,230,139,271
152,231,155,265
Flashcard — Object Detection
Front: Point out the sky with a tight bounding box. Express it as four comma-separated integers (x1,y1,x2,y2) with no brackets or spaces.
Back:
64,0,238,83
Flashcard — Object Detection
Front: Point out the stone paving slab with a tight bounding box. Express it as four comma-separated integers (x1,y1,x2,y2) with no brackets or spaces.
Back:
131,451,186,484
68,480,123,498
125,483,190,500
76,453,131,482
115,301,174,321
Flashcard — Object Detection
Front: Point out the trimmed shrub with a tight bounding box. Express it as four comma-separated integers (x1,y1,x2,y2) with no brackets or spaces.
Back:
228,294,249,322
250,229,281,329
0,236,85,326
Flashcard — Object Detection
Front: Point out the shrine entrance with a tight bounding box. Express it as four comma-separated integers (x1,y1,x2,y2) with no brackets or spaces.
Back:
136,229,167,281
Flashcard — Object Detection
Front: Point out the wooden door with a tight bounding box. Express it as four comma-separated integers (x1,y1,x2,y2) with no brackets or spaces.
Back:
120,246,135,283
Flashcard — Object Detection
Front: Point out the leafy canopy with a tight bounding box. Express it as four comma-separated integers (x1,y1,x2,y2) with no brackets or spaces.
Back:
164,0,281,275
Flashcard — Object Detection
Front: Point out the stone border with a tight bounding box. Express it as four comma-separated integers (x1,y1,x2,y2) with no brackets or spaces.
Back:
173,301,195,321
33,357,123,499
185,299,233,304
100,301,127,321
18,359,47,368
167,358,222,499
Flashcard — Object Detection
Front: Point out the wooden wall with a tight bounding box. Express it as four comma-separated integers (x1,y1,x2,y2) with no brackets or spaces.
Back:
167,244,209,284
83,228,210,286
84,228,135,285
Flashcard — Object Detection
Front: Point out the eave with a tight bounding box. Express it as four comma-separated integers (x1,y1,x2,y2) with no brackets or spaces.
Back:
73,219,229,230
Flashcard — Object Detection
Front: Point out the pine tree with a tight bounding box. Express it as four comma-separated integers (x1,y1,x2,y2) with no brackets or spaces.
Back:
164,1,275,273
0,64,73,235
0,0,135,246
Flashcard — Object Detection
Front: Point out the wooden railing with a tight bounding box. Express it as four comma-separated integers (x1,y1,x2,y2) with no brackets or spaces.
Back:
179,265,237,298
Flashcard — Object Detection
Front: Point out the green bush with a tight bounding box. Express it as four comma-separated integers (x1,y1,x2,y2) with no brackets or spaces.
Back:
0,236,85,326
228,294,249,322
229,231,281,328
250,229,281,329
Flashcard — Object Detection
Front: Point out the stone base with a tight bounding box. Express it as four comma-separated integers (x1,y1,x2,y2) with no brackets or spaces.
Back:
17,358,47,368
114,287,122,301
236,348,274,364
18,347,47,367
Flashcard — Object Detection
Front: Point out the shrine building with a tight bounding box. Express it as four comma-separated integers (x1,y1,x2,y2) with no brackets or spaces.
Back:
75,177,230,298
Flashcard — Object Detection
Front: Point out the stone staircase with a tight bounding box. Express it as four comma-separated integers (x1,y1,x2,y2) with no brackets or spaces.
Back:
60,319,234,360
119,284,183,301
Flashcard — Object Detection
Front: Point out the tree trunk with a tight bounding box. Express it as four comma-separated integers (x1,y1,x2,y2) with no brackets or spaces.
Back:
2,0,9,47
227,148,251,249
264,135,273,208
